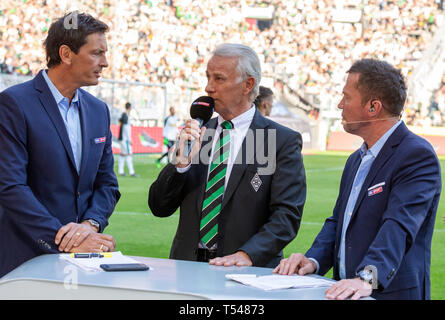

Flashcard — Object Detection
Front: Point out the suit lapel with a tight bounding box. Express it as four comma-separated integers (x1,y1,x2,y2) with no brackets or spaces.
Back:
78,91,89,177
221,109,268,211
34,71,78,174
347,123,409,228
335,153,362,245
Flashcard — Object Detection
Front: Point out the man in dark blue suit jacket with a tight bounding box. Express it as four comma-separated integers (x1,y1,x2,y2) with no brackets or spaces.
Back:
274,59,441,300
0,12,120,277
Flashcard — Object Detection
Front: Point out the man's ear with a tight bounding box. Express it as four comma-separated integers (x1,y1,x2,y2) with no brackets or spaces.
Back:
244,76,255,96
59,45,73,66
369,99,383,116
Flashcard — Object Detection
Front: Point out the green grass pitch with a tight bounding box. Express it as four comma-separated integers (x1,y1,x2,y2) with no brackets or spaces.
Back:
107,152,445,299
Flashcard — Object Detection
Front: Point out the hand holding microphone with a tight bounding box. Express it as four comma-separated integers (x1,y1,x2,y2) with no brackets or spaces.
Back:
174,119,206,168
172,96,214,168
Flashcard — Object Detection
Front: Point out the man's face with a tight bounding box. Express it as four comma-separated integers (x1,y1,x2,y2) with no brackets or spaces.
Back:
205,55,247,117
261,96,273,116
338,73,369,134
70,32,108,86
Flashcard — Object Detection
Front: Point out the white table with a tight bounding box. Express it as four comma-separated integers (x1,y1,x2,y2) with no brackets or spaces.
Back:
0,254,342,300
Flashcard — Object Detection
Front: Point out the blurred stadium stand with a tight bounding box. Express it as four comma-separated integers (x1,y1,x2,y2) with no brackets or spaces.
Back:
2,0,445,153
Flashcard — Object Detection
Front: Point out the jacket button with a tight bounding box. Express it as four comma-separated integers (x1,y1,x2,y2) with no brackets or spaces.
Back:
387,268,395,280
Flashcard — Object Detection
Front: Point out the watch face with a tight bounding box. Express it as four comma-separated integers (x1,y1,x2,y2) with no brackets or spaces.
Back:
88,219,99,228
360,271,373,283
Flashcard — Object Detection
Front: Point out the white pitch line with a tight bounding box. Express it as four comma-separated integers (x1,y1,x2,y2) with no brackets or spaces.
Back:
113,211,150,216
112,212,445,233
114,211,324,225
301,221,324,226
305,167,344,173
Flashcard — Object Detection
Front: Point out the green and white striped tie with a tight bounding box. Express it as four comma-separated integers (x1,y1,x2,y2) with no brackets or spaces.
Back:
199,120,233,248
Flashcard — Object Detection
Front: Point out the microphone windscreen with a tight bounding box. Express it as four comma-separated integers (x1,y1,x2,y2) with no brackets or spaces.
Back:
190,96,214,125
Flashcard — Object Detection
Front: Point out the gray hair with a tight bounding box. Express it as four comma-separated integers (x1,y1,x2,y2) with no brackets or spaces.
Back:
212,43,261,102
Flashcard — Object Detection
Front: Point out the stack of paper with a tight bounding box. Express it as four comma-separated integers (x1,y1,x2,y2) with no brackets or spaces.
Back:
59,251,140,272
225,274,334,291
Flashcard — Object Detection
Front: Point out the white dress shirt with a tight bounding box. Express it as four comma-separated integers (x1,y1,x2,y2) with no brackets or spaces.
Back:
42,70,82,173
177,105,256,250
177,105,255,193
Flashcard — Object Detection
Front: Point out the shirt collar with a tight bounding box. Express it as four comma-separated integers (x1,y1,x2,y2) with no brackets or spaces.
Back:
217,105,256,129
42,69,79,105
360,120,402,158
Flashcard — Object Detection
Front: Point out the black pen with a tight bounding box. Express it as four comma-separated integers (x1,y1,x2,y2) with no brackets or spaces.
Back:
72,253,104,258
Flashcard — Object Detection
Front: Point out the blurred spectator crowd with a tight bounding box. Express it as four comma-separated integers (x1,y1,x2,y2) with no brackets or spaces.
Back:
405,75,445,126
1,0,444,126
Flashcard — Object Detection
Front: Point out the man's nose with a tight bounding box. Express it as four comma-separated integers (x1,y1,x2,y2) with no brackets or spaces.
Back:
205,78,215,94
337,98,344,109
101,55,109,68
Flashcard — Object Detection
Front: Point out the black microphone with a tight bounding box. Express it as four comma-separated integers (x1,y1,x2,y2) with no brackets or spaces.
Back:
184,96,215,157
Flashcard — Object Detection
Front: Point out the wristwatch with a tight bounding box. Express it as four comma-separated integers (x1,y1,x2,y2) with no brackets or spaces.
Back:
85,219,100,231
358,269,374,286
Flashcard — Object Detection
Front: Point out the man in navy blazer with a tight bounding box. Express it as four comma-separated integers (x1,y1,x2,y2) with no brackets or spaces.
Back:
274,59,441,300
0,12,120,277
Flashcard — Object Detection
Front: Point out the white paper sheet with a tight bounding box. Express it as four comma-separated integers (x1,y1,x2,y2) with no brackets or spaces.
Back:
59,251,140,272
225,274,334,291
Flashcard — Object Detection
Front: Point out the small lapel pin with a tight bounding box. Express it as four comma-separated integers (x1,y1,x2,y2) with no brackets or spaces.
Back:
94,136,106,144
368,181,385,196
251,172,262,192
368,186,383,196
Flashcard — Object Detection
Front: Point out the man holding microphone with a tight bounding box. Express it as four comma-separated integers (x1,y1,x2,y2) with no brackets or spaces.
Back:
149,43,306,268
